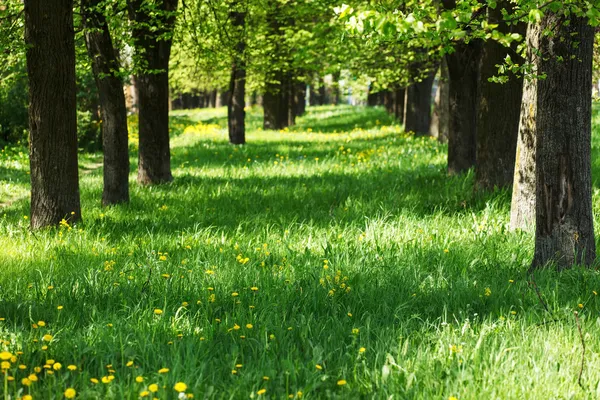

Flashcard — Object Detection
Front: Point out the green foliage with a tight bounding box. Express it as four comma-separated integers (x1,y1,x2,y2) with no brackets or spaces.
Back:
2,106,600,397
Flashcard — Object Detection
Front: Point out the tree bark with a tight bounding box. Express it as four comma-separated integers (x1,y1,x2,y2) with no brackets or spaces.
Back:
393,87,405,124
127,0,178,185
295,81,306,117
531,14,595,269
24,0,82,229
83,0,130,206
446,40,482,174
430,58,450,143
510,24,540,230
228,5,246,145
405,68,436,136
475,2,526,190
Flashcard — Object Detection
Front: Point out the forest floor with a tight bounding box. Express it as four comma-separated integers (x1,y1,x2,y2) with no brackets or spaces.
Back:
2,105,600,399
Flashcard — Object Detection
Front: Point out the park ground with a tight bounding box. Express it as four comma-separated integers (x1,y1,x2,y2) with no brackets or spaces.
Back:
2,105,600,398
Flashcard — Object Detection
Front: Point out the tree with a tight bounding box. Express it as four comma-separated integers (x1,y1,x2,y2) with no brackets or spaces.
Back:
127,0,178,184
529,12,595,269
475,2,525,189
24,0,81,228
405,67,437,136
228,1,246,144
445,39,481,175
83,0,130,205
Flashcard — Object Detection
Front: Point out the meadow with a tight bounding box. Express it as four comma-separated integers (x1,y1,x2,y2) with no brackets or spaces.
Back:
2,105,600,399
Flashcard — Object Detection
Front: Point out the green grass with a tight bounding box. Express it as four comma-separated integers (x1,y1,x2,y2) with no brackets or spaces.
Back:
2,105,600,399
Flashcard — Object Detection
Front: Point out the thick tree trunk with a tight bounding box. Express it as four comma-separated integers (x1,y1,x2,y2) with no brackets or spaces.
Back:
405,69,436,136
83,0,130,206
24,0,82,229
510,24,539,230
332,70,341,105
128,0,178,185
531,15,595,269
228,6,246,145
475,3,525,190
446,41,482,174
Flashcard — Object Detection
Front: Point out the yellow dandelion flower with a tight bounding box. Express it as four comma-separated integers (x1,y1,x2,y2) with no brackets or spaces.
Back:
67,365,77,371
154,309,163,315
251,287,258,291
316,364,322,370
578,303,584,309
22,395,32,400
140,391,150,397
21,377,31,386
174,382,187,392
337,379,347,386
359,347,366,353
28,374,38,382
53,362,62,370
246,324,253,329
257,389,267,395
90,378,99,384
136,376,144,383
42,334,53,341
126,361,134,367
158,368,169,374
235,364,242,368
149,383,159,392
57,305,64,310
231,292,239,297
37,321,46,327
0,351,12,360
64,388,76,398
233,324,240,330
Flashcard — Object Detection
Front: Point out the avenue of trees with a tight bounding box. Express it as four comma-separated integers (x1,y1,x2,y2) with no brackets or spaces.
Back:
1,0,600,271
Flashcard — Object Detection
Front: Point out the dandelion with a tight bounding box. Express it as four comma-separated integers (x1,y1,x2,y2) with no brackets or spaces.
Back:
1,361,10,369
158,368,169,374
251,286,258,291
37,321,46,327
352,328,359,335
21,377,31,386
154,309,163,315
53,362,62,370
235,364,242,368
510,311,517,315
90,378,99,384
0,351,12,360
174,382,188,392
316,364,322,370
57,305,64,310
359,347,366,353
233,324,240,330
149,383,159,392
42,334,53,341
337,379,347,386
68,365,77,371
484,288,491,297
23,395,32,400
28,374,38,382
257,389,267,395
246,324,253,329
64,388,76,398
136,376,144,383
126,361,134,367
140,391,150,397
578,303,584,309
231,292,239,297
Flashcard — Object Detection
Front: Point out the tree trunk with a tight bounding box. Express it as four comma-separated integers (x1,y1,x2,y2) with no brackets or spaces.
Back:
24,0,81,229
128,0,178,185
431,57,450,143
531,14,595,269
446,40,482,174
83,0,130,206
332,70,341,105
228,5,246,145
475,2,525,190
510,24,539,231
393,87,405,124
405,69,436,136
295,82,306,117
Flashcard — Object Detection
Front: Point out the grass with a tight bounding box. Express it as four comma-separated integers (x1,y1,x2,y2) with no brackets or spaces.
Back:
1,105,600,399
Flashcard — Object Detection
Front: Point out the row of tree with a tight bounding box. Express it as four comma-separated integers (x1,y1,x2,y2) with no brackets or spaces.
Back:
1,0,599,271
348,0,597,270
